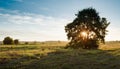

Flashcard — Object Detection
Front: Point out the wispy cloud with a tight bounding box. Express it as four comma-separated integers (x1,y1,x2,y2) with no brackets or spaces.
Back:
0,12,69,30
13,0,24,2
0,8,70,41
0,8,20,14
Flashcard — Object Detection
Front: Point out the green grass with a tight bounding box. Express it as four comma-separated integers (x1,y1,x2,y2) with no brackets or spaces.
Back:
0,41,120,69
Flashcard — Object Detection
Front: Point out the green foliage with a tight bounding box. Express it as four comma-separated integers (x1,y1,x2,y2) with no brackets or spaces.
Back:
14,39,19,45
3,36,13,45
65,8,110,49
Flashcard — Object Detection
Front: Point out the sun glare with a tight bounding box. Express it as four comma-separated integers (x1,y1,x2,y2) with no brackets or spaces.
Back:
81,31,87,37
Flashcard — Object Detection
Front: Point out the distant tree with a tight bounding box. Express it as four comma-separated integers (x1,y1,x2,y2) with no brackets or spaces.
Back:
3,36,13,45
65,8,110,49
14,39,19,45
25,42,28,45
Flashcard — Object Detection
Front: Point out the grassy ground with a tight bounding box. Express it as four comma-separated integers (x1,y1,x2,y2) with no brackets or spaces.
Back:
0,41,120,69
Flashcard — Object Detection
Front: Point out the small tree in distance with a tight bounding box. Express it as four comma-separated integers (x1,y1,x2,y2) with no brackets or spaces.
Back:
25,42,28,45
14,39,19,45
65,8,110,49
3,36,13,45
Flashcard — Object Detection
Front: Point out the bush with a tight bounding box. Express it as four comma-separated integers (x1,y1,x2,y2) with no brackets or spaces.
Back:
3,36,13,45
14,39,19,45
25,42,29,45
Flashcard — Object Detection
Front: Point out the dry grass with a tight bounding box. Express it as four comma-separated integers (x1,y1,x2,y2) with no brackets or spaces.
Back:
0,41,120,69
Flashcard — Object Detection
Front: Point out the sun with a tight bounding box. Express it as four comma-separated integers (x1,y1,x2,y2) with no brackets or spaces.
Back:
81,31,87,38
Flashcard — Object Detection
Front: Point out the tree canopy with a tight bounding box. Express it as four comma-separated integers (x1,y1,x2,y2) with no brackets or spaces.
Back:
14,39,19,45
3,36,13,45
65,8,110,49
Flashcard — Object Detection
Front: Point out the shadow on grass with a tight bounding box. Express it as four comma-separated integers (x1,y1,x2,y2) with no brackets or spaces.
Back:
0,48,120,69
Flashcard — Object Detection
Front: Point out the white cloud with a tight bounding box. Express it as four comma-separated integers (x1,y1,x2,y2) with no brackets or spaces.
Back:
0,12,69,25
0,9,70,41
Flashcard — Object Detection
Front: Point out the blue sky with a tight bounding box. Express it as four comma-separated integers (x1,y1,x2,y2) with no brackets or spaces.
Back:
0,0,120,41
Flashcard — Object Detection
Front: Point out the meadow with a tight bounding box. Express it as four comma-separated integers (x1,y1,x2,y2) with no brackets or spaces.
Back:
0,41,120,69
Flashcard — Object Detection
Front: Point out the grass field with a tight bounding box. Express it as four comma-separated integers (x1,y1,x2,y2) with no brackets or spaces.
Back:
0,41,120,69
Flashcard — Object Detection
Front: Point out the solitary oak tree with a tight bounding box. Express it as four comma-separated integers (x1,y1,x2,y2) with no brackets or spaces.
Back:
65,8,110,49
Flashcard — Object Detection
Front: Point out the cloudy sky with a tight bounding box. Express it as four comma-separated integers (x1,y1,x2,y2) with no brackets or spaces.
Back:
0,0,120,41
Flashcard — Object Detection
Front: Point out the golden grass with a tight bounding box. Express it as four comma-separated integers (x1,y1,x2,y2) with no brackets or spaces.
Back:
0,41,120,69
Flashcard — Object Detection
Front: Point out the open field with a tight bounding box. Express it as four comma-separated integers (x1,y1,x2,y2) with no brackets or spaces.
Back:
0,41,120,69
